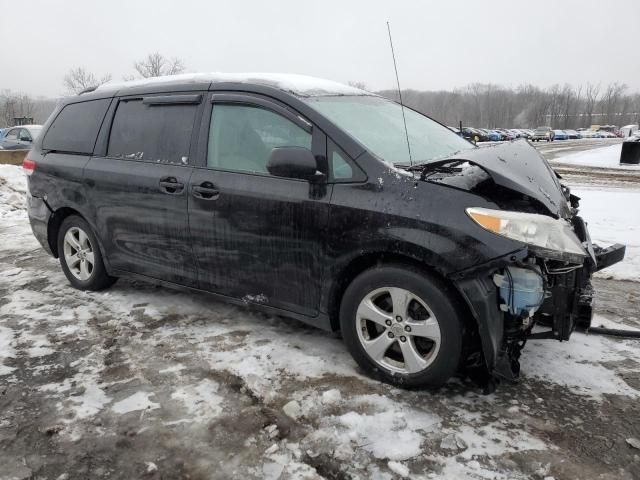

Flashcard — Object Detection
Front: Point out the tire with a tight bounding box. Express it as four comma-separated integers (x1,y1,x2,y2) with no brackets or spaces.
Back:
339,265,463,389
57,215,117,291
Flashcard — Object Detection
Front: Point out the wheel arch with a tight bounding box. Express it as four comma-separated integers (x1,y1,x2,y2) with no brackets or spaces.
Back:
47,208,107,269
48,207,84,258
326,251,480,341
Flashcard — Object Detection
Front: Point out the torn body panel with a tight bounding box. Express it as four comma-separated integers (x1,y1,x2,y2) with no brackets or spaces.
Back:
417,142,627,383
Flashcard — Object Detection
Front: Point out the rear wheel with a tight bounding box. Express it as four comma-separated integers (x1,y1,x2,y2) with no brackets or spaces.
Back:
58,215,116,291
340,265,463,388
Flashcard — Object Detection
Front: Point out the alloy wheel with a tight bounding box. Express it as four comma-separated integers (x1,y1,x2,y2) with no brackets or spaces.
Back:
63,227,95,281
355,287,441,374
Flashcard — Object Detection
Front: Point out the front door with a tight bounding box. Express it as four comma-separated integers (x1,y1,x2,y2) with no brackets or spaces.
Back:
85,94,203,286
189,94,331,316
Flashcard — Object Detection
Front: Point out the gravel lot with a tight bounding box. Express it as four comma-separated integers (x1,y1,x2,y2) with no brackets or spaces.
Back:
1,143,639,479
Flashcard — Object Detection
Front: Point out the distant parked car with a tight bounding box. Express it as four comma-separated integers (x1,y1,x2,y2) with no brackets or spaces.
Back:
599,131,617,138
495,129,515,140
553,130,568,140
519,129,534,139
486,130,503,141
531,127,554,142
461,127,488,143
507,129,523,138
0,125,43,150
564,129,581,139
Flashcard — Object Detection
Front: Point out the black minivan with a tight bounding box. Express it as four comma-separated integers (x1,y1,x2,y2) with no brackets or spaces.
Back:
25,73,625,389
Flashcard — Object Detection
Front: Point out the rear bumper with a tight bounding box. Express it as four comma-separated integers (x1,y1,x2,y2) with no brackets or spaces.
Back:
27,193,53,256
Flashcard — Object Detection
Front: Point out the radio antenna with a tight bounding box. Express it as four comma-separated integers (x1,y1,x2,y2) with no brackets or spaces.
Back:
386,21,413,166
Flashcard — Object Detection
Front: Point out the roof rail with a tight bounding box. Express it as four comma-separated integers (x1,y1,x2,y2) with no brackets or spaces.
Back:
78,86,98,95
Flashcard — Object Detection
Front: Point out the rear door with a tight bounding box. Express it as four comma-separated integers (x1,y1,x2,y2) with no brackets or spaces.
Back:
188,93,331,316
85,93,203,286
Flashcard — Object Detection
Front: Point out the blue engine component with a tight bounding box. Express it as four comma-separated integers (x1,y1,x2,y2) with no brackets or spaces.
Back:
493,266,544,317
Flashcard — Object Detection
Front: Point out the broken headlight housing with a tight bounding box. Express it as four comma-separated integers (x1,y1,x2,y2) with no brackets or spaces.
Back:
466,207,587,262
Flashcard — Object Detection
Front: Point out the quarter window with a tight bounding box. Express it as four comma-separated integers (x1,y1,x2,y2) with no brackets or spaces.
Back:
328,140,365,182
207,104,312,174
108,100,197,163
331,149,353,180
42,99,110,154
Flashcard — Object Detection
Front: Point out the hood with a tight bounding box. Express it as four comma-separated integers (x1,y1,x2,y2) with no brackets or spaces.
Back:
419,140,571,218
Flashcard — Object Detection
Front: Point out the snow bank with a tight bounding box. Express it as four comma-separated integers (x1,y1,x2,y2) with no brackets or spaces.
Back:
574,185,640,282
0,164,27,219
553,143,638,169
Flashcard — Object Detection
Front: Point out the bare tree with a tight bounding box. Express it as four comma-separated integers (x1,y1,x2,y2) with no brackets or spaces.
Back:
0,90,36,127
64,67,112,94
583,83,600,128
133,52,185,78
599,82,627,125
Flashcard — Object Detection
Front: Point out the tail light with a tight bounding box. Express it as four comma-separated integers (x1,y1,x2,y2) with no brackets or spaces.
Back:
23,157,36,176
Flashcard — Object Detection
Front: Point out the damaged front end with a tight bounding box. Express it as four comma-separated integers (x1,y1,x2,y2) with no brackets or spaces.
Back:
418,141,626,386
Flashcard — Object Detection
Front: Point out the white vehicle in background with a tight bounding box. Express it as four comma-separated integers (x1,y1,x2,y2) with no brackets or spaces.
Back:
620,124,639,138
580,130,597,139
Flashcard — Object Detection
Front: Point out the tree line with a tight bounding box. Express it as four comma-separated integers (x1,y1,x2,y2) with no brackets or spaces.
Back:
2,57,639,130
377,82,640,129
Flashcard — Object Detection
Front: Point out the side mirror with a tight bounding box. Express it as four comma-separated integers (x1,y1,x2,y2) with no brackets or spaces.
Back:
267,147,324,182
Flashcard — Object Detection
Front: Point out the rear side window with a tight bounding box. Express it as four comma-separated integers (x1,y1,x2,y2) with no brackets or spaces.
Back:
108,100,197,163
42,99,110,154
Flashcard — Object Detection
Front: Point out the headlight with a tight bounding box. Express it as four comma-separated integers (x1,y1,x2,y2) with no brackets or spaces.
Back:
466,207,587,260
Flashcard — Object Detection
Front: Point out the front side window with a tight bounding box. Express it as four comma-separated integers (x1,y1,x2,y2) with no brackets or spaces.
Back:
108,100,197,163
304,95,472,167
19,129,32,142
207,104,312,174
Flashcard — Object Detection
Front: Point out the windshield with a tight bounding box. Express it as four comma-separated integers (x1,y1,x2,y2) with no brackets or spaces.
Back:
303,95,473,166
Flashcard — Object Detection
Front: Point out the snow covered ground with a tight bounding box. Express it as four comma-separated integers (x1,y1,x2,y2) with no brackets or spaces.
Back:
550,142,639,170
574,185,640,282
1,163,640,479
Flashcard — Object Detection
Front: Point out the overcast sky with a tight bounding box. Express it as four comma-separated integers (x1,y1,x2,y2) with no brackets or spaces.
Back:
1,0,639,98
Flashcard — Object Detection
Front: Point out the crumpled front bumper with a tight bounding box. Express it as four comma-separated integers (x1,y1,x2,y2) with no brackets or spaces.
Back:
451,215,626,381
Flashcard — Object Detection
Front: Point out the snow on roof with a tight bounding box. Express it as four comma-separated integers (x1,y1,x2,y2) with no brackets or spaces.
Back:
96,72,372,97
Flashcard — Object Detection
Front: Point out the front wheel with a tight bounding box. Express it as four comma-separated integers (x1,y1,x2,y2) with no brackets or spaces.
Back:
58,215,117,291
340,265,463,389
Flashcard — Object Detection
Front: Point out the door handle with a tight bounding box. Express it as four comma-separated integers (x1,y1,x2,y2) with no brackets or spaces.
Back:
159,177,184,195
192,183,220,200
